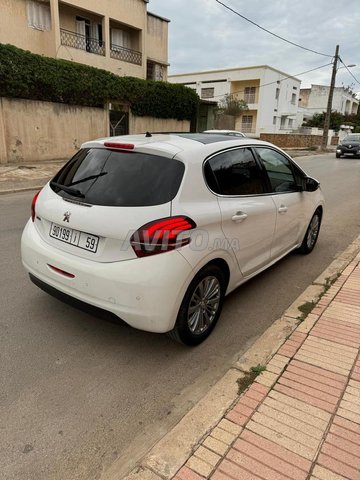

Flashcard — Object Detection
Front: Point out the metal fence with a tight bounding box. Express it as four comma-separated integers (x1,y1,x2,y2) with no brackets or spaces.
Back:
60,29,105,56
110,44,142,65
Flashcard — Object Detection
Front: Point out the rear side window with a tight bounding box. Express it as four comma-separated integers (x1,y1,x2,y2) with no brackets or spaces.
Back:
205,148,265,195
51,148,185,207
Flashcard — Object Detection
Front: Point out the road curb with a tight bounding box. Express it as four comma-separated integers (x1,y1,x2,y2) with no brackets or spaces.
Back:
116,233,360,480
0,185,44,195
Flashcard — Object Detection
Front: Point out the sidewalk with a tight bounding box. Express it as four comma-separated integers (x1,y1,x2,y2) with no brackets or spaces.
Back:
171,256,360,480
0,160,66,194
122,251,360,480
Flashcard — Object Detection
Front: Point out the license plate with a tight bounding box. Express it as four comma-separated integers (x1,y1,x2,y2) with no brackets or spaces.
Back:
49,223,99,253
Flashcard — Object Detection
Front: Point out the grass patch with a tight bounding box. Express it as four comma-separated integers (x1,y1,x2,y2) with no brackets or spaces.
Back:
297,300,317,322
237,364,266,395
297,273,341,323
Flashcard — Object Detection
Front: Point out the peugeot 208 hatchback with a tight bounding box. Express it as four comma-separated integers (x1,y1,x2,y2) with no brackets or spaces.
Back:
21,134,324,345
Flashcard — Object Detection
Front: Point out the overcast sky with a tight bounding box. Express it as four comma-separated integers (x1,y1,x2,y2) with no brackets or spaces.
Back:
149,0,360,92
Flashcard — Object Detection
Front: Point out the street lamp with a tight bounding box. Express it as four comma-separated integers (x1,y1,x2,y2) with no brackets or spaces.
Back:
321,48,356,149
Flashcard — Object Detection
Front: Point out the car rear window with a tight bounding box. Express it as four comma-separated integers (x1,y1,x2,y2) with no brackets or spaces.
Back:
50,148,185,207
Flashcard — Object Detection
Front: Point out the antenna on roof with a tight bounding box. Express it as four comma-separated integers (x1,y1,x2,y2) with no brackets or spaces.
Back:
145,132,152,138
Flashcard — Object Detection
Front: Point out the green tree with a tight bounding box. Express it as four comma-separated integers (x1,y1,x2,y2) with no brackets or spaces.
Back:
217,94,248,116
303,111,345,131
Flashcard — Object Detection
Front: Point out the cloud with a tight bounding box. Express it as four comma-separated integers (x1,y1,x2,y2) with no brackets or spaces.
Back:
149,0,360,89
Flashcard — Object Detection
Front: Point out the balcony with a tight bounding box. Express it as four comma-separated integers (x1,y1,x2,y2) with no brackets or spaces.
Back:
60,28,105,56
110,44,142,66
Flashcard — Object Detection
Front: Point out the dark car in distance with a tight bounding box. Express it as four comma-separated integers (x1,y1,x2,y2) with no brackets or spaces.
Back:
336,134,360,158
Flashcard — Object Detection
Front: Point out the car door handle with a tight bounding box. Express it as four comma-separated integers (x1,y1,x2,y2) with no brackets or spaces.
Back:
232,212,248,223
278,205,288,214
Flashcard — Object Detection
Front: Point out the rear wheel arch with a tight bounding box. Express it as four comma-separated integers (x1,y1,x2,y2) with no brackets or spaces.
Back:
168,258,230,345
204,258,230,292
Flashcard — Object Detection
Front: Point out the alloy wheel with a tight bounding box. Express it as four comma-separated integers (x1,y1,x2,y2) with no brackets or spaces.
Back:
187,276,221,335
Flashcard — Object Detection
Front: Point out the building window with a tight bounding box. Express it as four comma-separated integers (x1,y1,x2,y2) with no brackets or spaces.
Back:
241,115,253,133
288,119,294,128
280,116,287,129
201,88,214,99
273,116,277,125
75,17,103,53
275,88,280,100
293,86,297,90
111,28,132,49
291,93,297,104
244,86,256,103
26,0,51,31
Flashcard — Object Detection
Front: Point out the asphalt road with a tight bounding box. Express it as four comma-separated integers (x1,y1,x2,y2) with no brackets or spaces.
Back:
1,153,360,480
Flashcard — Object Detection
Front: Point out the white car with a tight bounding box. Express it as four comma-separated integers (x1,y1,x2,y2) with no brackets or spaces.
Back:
21,134,324,345
203,129,246,138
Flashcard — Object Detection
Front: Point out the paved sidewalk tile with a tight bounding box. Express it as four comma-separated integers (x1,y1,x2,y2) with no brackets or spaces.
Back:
294,336,357,376
171,262,360,480
175,466,205,480
312,465,349,480
225,383,269,427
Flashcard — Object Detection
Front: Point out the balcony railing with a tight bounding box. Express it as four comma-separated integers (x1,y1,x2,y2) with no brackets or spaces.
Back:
110,43,142,65
60,28,105,56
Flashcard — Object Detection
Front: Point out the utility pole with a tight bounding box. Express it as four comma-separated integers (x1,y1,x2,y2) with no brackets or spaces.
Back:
321,45,339,150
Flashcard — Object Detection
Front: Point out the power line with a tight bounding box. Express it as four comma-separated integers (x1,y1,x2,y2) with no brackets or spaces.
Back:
215,0,333,59
339,57,360,86
210,62,333,99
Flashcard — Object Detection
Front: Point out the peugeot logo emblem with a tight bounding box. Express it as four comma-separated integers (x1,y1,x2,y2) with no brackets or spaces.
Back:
349,144,352,148
63,211,71,223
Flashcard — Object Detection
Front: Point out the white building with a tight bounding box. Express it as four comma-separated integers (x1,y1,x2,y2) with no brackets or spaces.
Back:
299,85,359,117
169,65,301,136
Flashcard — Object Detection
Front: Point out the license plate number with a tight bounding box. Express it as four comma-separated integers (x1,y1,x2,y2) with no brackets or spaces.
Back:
49,223,99,253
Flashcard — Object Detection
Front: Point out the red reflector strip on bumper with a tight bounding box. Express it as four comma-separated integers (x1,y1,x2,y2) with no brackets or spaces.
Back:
48,264,75,278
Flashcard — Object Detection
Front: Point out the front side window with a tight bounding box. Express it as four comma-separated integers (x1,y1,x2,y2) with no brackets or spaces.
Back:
205,148,265,196
255,148,297,193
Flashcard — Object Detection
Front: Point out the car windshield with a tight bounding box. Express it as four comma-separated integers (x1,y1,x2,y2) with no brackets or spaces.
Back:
50,148,185,207
344,135,360,142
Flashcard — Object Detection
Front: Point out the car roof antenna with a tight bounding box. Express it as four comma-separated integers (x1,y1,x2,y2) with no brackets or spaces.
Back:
145,131,152,138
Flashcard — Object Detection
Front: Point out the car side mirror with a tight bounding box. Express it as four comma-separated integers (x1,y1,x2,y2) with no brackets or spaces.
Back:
305,177,320,192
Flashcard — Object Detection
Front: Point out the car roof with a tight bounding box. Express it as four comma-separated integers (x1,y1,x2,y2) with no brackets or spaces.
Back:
81,133,276,163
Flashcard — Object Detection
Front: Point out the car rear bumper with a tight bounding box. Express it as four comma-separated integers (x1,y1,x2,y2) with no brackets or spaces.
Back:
21,220,194,333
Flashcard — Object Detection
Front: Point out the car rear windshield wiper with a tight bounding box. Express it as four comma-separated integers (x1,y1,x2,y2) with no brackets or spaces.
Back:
50,181,85,198
69,171,108,186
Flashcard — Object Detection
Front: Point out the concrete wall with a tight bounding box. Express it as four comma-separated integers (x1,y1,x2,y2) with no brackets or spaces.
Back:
0,97,190,164
130,115,190,134
259,133,323,148
0,97,107,164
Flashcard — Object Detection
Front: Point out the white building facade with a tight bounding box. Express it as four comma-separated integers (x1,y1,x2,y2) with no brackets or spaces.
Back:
169,66,301,136
299,85,359,117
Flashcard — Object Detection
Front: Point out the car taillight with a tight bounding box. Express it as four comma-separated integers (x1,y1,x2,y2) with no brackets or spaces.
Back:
130,216,197,257
31,190,41,222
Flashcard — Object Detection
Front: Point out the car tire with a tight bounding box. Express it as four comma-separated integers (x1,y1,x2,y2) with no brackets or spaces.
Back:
336,152,341,158
297,209,322,255
168,264,226,346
